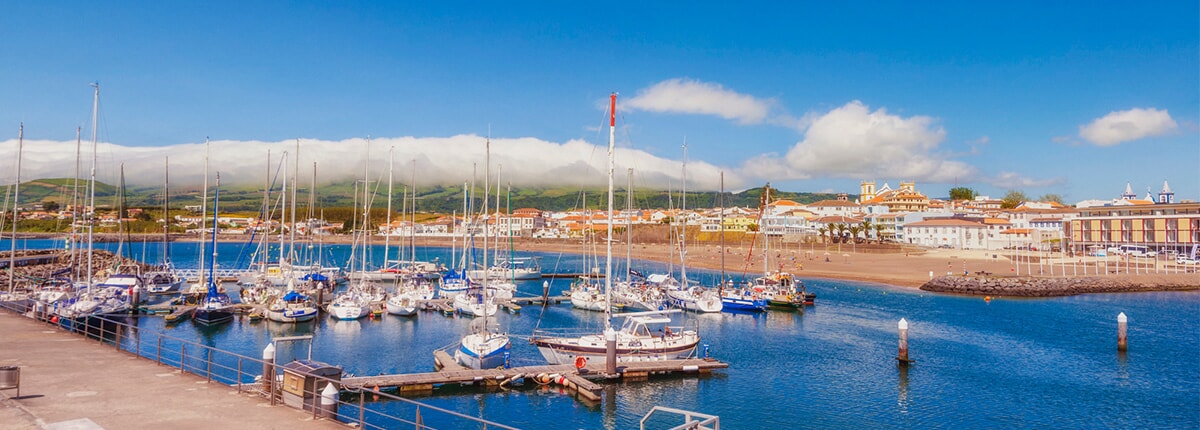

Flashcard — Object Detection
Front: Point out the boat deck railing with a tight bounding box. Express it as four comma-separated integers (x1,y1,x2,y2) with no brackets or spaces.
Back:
0,299,518,430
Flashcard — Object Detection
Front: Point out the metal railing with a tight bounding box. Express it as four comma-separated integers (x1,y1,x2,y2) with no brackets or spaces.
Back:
640,406,719,430
0,298,518,429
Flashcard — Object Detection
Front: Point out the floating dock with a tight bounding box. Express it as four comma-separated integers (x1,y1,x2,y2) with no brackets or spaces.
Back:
342,355,728,402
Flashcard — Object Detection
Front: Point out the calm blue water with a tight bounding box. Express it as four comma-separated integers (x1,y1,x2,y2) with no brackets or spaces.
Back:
8,238,1200,429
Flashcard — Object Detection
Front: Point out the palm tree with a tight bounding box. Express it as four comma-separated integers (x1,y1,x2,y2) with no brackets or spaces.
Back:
874,224,885,244
816,225,829,245
849,225,863,245
860,219,873,242
832,223,846,251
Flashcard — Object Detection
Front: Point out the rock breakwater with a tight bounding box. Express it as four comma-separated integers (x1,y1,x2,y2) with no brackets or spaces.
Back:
921,274,1200,297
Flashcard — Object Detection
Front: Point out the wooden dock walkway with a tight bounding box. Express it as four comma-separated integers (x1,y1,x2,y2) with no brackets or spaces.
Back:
342,357,728,401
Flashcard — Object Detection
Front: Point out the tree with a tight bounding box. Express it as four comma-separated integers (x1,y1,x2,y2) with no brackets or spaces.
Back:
816,226,829,244
1001,190,1029,209
949,187,977,201
1039,193,1065,205
848,225,863,246
43,200,60,213
873,224,885,243
860,220,873,242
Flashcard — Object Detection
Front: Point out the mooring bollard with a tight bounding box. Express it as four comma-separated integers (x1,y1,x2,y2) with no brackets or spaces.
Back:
319,383,339,419
605,327,617,376
897,318,910,365
262,343,276,403
1117,312,1128,352
542,280,550,305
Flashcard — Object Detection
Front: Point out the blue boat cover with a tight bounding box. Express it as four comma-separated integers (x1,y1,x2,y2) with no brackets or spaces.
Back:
301,273,329,281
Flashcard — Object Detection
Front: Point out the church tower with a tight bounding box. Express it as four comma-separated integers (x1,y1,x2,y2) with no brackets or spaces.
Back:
1158,181,1174,204
860,180,876,202
1121,182,1137,200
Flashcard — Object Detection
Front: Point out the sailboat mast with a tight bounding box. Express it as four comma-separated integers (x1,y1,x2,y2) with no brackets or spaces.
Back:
482,137,491,330
360,137,370,276
8,123,22,293
290,139,299,264
279,151,287,266
719,171,725,284
626,168,633,283
163,157,170,265
207,173,221,295
410,160,417,266
679,140,688,285
87,83,99,288
604,93,615,323
384,148,393,265
71,127,81,280
198,138,209,287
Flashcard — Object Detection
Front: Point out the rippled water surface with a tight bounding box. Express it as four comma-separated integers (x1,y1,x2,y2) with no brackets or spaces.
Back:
10,238,1199,429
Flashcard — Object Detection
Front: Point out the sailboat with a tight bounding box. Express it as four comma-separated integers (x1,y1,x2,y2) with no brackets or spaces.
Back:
662,143,722,313
192,172,235,326
454,136,510,369
145,158,184,294
328,139,377,320
531,93,700,366
570,193,610,312
386,157,437,316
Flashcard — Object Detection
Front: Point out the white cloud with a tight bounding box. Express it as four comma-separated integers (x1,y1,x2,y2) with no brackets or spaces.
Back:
0,135,739,192
987,171,1065,189
739,100,976,183
625,78,772,125
1078,107,1178,146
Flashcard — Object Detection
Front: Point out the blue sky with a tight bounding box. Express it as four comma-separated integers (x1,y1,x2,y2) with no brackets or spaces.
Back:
1,1,1196,203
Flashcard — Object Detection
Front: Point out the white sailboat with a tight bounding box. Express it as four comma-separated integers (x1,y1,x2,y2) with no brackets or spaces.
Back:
531,93,700,366
328,139,376,320
662,143,722,313
454,136,510,369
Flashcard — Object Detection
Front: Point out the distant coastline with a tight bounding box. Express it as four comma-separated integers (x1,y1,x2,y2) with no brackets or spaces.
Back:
7,232,1197,295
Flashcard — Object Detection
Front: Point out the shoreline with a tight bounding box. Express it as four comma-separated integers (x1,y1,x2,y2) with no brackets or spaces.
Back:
9,232,1199,295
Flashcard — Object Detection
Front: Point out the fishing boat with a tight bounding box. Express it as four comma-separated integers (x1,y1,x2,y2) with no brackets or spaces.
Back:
530,93,700,366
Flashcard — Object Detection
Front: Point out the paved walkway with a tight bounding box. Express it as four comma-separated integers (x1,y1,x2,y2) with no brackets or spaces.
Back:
0,311,346,430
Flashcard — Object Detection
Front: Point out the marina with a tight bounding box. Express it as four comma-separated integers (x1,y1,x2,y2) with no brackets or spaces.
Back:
0,239,1197,428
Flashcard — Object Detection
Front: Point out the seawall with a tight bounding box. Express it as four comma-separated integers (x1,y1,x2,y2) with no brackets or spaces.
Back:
920,274,1200,297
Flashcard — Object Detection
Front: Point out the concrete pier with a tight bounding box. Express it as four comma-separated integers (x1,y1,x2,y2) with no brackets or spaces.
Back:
0,311,344,430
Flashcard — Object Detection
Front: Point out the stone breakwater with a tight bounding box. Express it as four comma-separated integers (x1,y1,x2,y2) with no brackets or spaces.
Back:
920,275,1200,297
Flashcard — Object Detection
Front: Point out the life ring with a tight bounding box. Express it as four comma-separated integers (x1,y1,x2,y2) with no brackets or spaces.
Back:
574,356,587,369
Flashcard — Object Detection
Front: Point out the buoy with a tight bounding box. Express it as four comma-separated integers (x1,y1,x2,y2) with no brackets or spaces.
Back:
984,296,992,302
50,315,59,324
574,356,587,369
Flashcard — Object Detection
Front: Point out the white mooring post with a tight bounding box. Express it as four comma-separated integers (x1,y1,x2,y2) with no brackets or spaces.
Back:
320,382,339,419
1117,312,1128,352
897,318,911,365
262,343,276,403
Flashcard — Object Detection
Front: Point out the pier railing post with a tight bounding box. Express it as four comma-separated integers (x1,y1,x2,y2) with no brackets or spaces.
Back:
1117,312,1128,352
897,318,910,366
181,343,187,373
357,389,365,427
156,334,162,365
